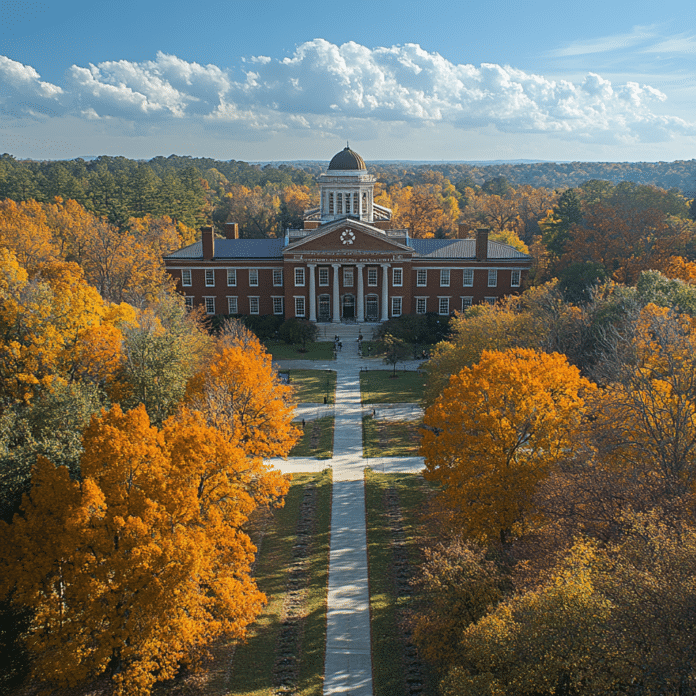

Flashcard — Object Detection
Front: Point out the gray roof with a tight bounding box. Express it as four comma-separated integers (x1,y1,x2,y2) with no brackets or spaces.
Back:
165,236,529,262
166,238,285,260
408,238,530,260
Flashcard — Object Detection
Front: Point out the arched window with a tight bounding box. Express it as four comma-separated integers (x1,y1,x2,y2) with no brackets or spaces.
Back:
362,192,367,215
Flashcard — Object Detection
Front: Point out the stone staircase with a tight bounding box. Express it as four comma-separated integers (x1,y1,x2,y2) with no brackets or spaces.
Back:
315,322,381,343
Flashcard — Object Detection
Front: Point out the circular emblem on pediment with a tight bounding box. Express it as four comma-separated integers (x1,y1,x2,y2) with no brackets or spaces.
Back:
341,230,355,245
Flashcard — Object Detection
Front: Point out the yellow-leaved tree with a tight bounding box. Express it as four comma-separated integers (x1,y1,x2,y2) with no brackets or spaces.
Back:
0,402,290,696
421,348,595,543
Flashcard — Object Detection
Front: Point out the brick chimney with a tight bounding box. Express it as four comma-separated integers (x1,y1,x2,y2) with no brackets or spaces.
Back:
201,226,214,260
458,222,467,239
476,227,489,261
224,222,239,240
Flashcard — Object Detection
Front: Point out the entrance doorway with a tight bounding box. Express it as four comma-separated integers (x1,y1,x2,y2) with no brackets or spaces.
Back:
318,294,331,322
365,295,379,322
342,294,355,320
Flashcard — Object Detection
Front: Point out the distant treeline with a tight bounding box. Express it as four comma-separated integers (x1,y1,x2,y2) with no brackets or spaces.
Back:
1,153,694,234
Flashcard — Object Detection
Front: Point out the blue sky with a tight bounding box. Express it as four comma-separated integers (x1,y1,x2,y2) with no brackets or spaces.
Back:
1,0,695,162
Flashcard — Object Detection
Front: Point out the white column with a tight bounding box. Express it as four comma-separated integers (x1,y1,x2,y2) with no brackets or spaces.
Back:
381,263,390,321
308,263,316,322
332,263,341,323
356,264,365,322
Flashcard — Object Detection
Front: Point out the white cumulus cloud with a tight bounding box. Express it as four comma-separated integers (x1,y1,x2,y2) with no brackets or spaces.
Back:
1,41,693,144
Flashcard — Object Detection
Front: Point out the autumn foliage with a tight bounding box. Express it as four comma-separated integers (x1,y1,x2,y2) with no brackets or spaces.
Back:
421,348,594,543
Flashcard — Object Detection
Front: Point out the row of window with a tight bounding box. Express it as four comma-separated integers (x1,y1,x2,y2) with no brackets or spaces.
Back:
184,267,521,290
191,294,498,318
190,296,286,316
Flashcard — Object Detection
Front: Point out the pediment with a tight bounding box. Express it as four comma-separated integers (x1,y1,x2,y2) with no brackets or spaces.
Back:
284,219,411,255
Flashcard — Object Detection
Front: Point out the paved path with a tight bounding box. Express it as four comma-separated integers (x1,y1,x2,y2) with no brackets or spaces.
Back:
267,349,424,695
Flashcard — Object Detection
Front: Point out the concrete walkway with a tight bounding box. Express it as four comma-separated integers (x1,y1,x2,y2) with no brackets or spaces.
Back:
268,348,424,695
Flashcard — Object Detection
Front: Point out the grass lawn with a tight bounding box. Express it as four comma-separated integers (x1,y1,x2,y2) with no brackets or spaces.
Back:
360,370,427,404
289,416,335,459
364,470,436,696
221,470,332,696
287,369,337,404
266,341,335,360
362,416,423,458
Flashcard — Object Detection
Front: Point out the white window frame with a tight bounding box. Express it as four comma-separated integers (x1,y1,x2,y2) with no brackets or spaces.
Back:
227,269,237,287
319,267,329,286
343,268,354,287
227,296,238,314
416,269,427,287
295,268,305,287
294,296,305,317
391,296,402,317
488,269,498,287
461,296,473,310
511,269,521,287
181,269,192,287
249,296,260,315
205,269,215,287
184,295,193,309
485,297,497,305
204,297,215,315
392,267,403,287
273,269,283,287
249,269,259,287
273,296,284,315
440,269,450,287
367,268,378,286
438,297,450,315
416,297,427,314
463,268,474,287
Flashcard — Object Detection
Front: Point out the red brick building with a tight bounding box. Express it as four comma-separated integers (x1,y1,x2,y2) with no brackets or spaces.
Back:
164,147,531,323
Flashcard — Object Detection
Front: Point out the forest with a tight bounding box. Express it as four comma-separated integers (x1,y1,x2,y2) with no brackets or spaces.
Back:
1,153,696,695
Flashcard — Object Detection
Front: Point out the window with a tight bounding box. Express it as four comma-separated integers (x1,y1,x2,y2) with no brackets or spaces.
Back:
329,192,334,214
184,296,193,310
181,269,192,287
416,269,427,287
485,297,497,305
227,269,237,287
273,297,284,315
205,269,215,287
249,269,258,286
319,267,329,286
440,269,450,287
204,297,215,314
439,297,450,315
273,269,283,286
345,193,351,213
463,268,474,287
249,297,259,314
511,269,521,287
343,268,354,287
295,268,305,286
295,296,305,317
362,192,368,214
391,297,402,317
488,269,498,287
368,268,378,286
416,297,427,314
227,296,238,314
461,296,473,310
392,268,403,287
337,193,343,213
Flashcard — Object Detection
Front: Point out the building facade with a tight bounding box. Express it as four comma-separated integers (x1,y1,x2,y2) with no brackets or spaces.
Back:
164,146,532,323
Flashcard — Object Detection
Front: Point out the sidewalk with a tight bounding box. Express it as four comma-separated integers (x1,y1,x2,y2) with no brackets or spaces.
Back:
268,344,424,695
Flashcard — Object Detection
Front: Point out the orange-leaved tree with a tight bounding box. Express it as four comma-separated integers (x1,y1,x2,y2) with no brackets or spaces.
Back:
186,323,300,458
421,348,595,543
0,403,290,696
